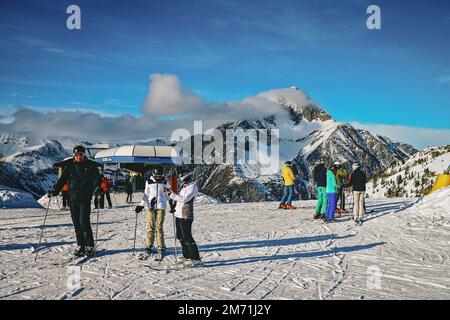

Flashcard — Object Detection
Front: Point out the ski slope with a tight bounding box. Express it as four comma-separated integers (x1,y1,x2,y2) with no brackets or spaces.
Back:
1,192,449,300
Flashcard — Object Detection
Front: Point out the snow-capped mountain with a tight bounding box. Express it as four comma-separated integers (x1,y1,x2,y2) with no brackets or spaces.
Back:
366,145,450,198
0,133,48,157
0,140,70,198
193,87,417,202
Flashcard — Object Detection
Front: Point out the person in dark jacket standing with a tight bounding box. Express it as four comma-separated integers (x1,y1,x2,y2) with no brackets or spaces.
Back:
313,159,327,219
125,178,134,203
348,163,367,225
49,145,101,257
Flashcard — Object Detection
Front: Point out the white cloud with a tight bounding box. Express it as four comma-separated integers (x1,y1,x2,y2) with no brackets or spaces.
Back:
141,73,291,125
142,73,204,116
351,122,450,150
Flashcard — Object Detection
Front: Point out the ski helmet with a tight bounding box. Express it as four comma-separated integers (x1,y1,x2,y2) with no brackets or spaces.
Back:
179,171,194,185
73,145,86,154
152,167,163,176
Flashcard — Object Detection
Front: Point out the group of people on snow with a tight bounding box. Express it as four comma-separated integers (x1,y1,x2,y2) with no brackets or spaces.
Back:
280,159,367,225
47,146,202,267
134,168,202,266
45,143,369,264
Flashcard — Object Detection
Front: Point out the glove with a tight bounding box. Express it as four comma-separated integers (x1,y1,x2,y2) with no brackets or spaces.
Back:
135,205,144,214
48,188,59,198
163,186,172,196
150,197,157,210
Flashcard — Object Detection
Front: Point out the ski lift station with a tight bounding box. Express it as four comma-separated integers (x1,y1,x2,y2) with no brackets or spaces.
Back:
94,145,179,189
94,145,177,169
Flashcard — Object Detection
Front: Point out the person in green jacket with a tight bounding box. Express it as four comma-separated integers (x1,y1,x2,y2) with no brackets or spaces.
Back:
325,165,339,222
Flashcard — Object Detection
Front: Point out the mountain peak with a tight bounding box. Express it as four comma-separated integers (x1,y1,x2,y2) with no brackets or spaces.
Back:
256,87,331,122
257,87,318,111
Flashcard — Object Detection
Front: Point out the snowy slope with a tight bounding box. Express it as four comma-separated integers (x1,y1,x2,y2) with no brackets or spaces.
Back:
0,185,42,209
367,145,450,198
406,186,450,218
0,140,70,199
1,194,449,299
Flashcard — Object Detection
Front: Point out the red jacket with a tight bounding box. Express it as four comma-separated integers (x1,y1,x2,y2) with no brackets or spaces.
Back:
101,178,111,193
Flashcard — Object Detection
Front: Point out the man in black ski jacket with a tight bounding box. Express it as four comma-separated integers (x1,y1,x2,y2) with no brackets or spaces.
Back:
49,145,102,257
313,159,327,219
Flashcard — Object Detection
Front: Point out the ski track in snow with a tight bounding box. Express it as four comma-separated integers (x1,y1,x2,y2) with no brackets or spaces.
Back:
1,193,450,300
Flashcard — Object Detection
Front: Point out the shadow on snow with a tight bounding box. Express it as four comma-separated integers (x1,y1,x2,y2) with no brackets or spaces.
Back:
205,242,386,267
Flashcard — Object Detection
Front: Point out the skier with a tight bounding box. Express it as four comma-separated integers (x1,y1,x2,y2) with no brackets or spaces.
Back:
164,171,202,267
313,159,327,219
279,161,297,209
334,162,348,215
95,175,112,209
125,178,133,203
325,164,339,222
135,168,169,256
48,145,101,257
348,163,367,225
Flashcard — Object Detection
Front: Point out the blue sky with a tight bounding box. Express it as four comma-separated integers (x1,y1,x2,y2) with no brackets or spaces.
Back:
0,0,449,146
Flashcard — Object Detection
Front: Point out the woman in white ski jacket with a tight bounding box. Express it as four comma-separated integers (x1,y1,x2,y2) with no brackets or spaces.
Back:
165,171,202,266
135,168,169,254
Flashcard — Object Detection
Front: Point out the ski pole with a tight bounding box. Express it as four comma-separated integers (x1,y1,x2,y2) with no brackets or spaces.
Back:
132,210,138,255
94,196,100,257
112,192,118,207
173,213,177,261
34,196,52,262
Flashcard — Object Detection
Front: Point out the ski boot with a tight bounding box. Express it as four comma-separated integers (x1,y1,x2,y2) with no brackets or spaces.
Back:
84,246,95,257
145,246,154,255
73,246,85,257
314,213,321,219
285,205,296,210
184,259,203,267
176,256,189,265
